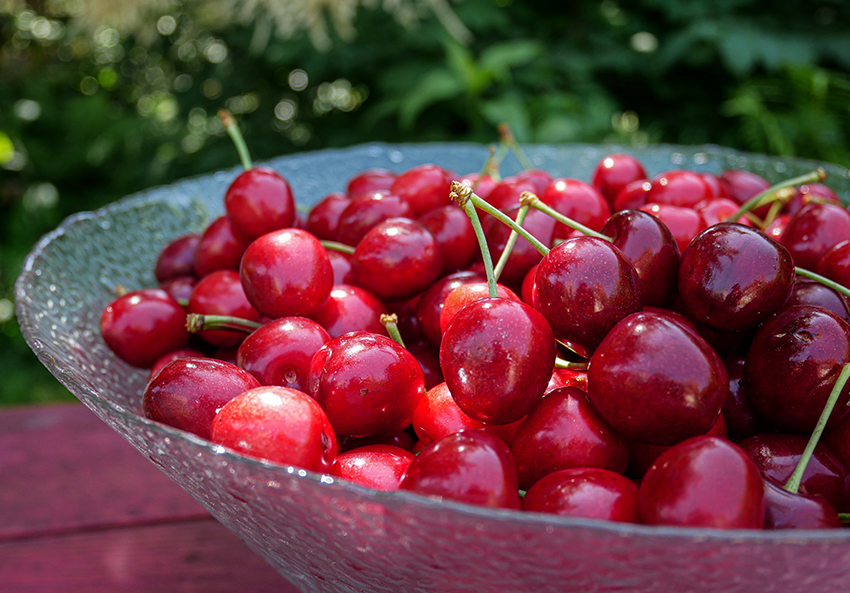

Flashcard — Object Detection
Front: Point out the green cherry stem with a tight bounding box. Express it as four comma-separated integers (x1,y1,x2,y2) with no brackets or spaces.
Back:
380,313,406,348
457,188,549,256
451,181,499,297
724,168,826,224
493,202,531,283
321,240,356,255
794,267,850,300
219,110,253,171
523,192,613,242
554,358,589,371
186,313,262,335
784,362,850,494
498,123,535,171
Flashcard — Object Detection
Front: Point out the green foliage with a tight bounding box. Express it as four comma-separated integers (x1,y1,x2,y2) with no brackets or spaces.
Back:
1,0,849,405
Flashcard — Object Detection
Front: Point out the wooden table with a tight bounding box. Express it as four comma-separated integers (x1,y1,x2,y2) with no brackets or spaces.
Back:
0,402,301,592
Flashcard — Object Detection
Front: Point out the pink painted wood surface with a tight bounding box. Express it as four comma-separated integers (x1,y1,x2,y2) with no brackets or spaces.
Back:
0,402,300,592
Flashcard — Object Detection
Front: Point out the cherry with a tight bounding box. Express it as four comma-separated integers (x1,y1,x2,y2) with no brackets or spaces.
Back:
307,331,425,437
542,178,611,237
390,163,454,217
193,215,253,278
587,310,728,446
694,197,750,227
350,217,442,302
336,190,415,247
187,269,260,346
639,203,706,254
440,297,556,425
521,467,640,523
784,182,841,217
224,165,296,239
784,277,850,324
417,204,479,275
439,282,519,336
780,202,850,270
235,316,330,392
721,356,766,442
240,228,334,319
404,339,444,390
149,347,207,381
816,239,850,289
331,444,415,491
510,386,628,490
155,234,200,282
399,430,521,509
534,236,643,358
326,248,355,285
305,191,351,241
210,385,337,472
160,275,197,304
719,169,771,208
638,435,765,529
346,168,397,197
677,223,795,333
513,168,553,195
100,288,190,368
309,284,388,338
647,169,712,209
458,171,498,201
339,430,416,453
591,153,648,207
762,476,841,529
698,172,729,200
613,180,652,211
483,178,538,213
143,357,260,439
414,270,486,348
744,305,850,433
485,205,556,286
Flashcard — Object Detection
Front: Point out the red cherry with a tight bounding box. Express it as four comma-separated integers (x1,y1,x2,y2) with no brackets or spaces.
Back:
457,172,498,201
639,203,707,254
188,270,260,346
720,169,771,208
784,182,841,217
224,166,295,239
100,288,190,368
483,178,538,213
159,275,197,303
762,476,841,530
784,278,850,324
414,270,486,348
346,168,397,197
514,168,553,195
210,385,337,472
591,153,648,207
149,347,207,381
721,356,766,442
439,282,520,336
240,228,334,319
780,202,850,269
193,215,253,278
336,190,415,247
417,204,478,275
326,248,354,285
694,197,750,227
305,191,351,241
613,180,652,211
390,164,454,216
816,239,850,289
522,467,640,523
155,234,200,282
698,172,730,200
647,169,712,209
485,205,556,286
331,444,415,491
143,357,260,439
638,435,765,529
543,178,611,237
308,284,388,338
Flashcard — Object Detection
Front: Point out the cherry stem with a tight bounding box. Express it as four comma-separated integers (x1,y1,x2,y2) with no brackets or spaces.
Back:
185,313,261,335
522,192,614,242
321,240,356,255
380,313,406,348
784,362,850,494
459,188,549,256
498,123,534,170
493,202,530,283
724,168,826,224
554,358,588,371
450,181,499,298
794,267,850,300
471,145,502,190
219,110,253,171
839,513,850,525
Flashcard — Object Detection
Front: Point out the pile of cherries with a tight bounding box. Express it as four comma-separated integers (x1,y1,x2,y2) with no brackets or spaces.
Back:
100,115,850,531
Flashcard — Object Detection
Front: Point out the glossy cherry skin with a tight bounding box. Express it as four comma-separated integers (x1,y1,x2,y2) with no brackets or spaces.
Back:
414,270,486,348
639,203,706,254
699,172,729,200
336,190,415,247
647,169,712,209
224,166,295,239
235,316,331,392
534,236,643,358
816,239,850,289
346,168,397,197
417,204,478,275
695,197,750,227
738,433,847,510
784,277,850,324
193,215,253,278
331,444,415,491
143,357,261,439
482,178,537,213
678,223,795,333
721,356,766,442
457,172,499,201
210,385,337,472
542,178,611,236
784,182,841,217
240,228,334,319
399,430,521,509
744,305,850,433
155,234,200,282
350,217,442,302
305,191,351,241
390,164,454,217
510,386,628,490
638,435,765,529
440,297,557,425
149,347,207,381
522,467,640,523
591,153,648,207
485,205,556,286
160,275,197,304
514,168,554,195
308,331,425,437
100,288,190,368
587,311,728,446
326,249,354,285
439,282,520,336
613,180,652,211
308,284,388,338
780,202,850,270
188,269,261,346
600,209,680,308
762,476,841,529
719,169,771,207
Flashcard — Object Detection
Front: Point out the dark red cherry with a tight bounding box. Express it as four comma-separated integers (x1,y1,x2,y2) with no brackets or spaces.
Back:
678,223,795,333
326,248,354,285
155,234,200,282
762,476,841,529
542,178,611,236
143,357,260,439
638,435,765,529
440,297,557,425
399,430,521,509
613,180,652,211
587,310,728,446
483,178,538,213
534,236,643,358
522,467,640,523
744,305,850,433
149,348,208,381
235,316,330,392
784,182,841,217
350,217,442,302
240,228,334,319
600,209,680,308
336,190,415,247
405,339,444,391
159,275,197,304
719,169,771,208
224,166,295,239
309,284,388,338
390,164,454,217
510,386,628,490
591,153,647,207
331,444,415,491
414,270,486,348
305,191,351,241
439,282,519,336
418,204,478,275
100,288,190,368
457,172,498,201
210,385,337,472
308,331,425,437
639,203,706,254
339,429,416,453
784,278,850,324
780,202,850,270
721,356,766,442
816,239,850,289
188,269,260,346
514,168,553,195
193,216,253,278
346,168,397,197
647,169,712,209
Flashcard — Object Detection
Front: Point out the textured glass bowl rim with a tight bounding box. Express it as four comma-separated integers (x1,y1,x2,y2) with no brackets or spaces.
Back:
15,141,850,547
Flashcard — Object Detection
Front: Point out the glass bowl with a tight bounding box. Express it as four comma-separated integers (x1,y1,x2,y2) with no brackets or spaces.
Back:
16,143,850,593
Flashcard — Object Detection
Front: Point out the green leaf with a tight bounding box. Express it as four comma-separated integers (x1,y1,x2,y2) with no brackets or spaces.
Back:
398,69,465,130
444,39,491,94
480,93,531,142
479,40,544,81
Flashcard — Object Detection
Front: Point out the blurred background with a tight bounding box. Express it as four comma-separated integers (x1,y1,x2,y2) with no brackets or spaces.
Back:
2,0,849,406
